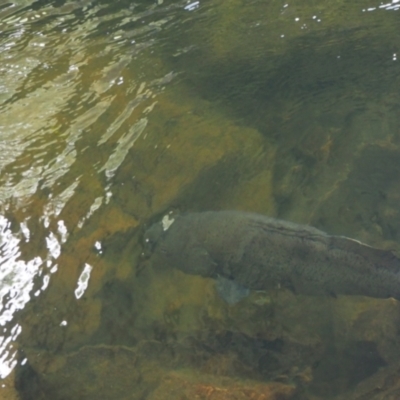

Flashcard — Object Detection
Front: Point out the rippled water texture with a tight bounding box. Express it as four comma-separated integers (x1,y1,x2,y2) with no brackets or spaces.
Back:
1,0,400,398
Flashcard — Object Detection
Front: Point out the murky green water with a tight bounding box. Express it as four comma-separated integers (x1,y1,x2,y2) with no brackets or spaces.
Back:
2,0,400,398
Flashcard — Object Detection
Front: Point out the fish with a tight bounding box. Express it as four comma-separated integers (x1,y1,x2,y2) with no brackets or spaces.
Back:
144,211,400,303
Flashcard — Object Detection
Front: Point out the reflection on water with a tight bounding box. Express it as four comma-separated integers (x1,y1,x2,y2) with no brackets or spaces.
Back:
1,0,400,397
0,216,38,377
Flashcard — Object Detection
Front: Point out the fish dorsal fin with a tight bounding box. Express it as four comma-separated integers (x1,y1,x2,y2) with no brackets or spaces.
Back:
330,236,400,272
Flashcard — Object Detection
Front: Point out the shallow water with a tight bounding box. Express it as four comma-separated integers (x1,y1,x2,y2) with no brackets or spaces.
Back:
1,0,400,398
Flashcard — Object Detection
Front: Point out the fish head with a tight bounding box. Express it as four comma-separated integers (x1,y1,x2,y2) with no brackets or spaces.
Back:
143,221,164,255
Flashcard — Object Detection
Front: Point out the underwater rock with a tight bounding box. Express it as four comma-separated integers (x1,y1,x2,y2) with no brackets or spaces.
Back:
335,360,400,400
16,342,297,400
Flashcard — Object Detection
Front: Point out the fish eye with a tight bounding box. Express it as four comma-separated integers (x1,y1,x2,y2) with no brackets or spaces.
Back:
143,222,164,254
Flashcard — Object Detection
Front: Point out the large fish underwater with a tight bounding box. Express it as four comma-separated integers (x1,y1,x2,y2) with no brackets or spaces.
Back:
144,211,400,304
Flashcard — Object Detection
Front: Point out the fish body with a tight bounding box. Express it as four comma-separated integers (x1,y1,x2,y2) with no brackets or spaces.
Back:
144,211,400,301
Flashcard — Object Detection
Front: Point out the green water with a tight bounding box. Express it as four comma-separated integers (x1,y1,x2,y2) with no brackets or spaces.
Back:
1,0,400,398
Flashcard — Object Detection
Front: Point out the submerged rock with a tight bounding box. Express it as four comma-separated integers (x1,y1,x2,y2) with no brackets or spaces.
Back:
16,342,297,400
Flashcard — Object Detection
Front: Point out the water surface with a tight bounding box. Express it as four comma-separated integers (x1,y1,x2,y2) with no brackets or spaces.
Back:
1,0,400,398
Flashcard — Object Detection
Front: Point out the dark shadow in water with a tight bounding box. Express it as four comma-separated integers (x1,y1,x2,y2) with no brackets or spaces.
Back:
90,279,138,347
311,341,387,397
171,155,261,212
15,359,42,400
315,144,400,241
173,28,399,139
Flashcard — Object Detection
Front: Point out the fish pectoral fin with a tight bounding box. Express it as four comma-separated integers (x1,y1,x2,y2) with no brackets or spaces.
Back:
215,275,250,305
186,246,217,276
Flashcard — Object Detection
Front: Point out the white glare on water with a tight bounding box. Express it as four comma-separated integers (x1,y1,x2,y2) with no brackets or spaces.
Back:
0,216,43,378
74,263,93,300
